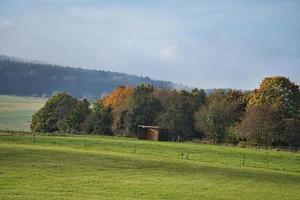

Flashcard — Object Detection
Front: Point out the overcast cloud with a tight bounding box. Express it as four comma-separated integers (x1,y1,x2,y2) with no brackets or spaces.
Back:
0,0,299,89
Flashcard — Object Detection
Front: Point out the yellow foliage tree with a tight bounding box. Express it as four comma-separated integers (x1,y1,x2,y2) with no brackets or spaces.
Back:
247,76,300,118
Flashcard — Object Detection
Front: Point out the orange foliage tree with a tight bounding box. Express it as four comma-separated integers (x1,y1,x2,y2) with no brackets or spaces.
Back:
102,86,134,136
103,86,134,109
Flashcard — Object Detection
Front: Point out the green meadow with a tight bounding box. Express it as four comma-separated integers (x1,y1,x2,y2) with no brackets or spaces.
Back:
0,95,46,131
0,134,299,200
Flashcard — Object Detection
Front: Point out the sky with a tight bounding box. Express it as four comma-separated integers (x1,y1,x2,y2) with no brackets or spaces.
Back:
0,0,299,89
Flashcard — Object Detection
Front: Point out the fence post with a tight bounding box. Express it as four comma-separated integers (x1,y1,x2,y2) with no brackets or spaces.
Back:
242,155,245,166
83,139,87,149
32,132,35,144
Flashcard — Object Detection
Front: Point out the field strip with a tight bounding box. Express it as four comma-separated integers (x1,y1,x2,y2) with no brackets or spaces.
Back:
1,142,300,177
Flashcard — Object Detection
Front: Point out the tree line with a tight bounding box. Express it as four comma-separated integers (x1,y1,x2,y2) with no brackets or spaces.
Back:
31,76,300,148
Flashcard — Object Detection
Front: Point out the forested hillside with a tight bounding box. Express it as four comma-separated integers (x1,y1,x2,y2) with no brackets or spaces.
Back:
0,55,176,99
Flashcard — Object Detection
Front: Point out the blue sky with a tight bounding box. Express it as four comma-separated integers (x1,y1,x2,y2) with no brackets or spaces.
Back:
0,0,299,89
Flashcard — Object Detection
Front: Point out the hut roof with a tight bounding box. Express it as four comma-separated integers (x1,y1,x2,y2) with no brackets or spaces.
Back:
138,125,160,129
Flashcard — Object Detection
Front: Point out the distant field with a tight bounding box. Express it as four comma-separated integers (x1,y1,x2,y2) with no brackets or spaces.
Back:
0,95,46,131
0,134,299,199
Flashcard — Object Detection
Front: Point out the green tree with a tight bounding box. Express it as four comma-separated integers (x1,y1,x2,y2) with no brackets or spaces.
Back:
61,99,91,133
158,90,205,139
125,84,162,136
282,118,300,147
191,88,206,108
85,100,113,135
152,89,177,109
195,90,237,143
31,93,78,133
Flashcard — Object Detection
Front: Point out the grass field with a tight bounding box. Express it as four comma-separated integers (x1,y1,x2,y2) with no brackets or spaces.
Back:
0,134,299,199
0,95,46,131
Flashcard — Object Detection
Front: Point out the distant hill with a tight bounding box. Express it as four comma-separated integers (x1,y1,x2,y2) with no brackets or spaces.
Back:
0,55,179,99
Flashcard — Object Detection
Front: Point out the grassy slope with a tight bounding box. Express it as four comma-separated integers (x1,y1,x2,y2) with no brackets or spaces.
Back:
0,95,46,131
0,135,299,200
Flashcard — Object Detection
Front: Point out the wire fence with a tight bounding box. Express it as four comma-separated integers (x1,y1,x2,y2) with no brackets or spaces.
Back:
1,130,299,152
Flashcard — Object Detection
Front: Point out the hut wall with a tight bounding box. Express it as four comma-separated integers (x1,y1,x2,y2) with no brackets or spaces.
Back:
137,126,170,141
137,127,148,139
147,128,159,141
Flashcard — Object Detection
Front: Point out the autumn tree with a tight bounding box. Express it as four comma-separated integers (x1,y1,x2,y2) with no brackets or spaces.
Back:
103,86,134,108
247,76,300,118
236,105,281,147
102,86,134,136
111,100,132,136
225,90,249,120
246,76,300,146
